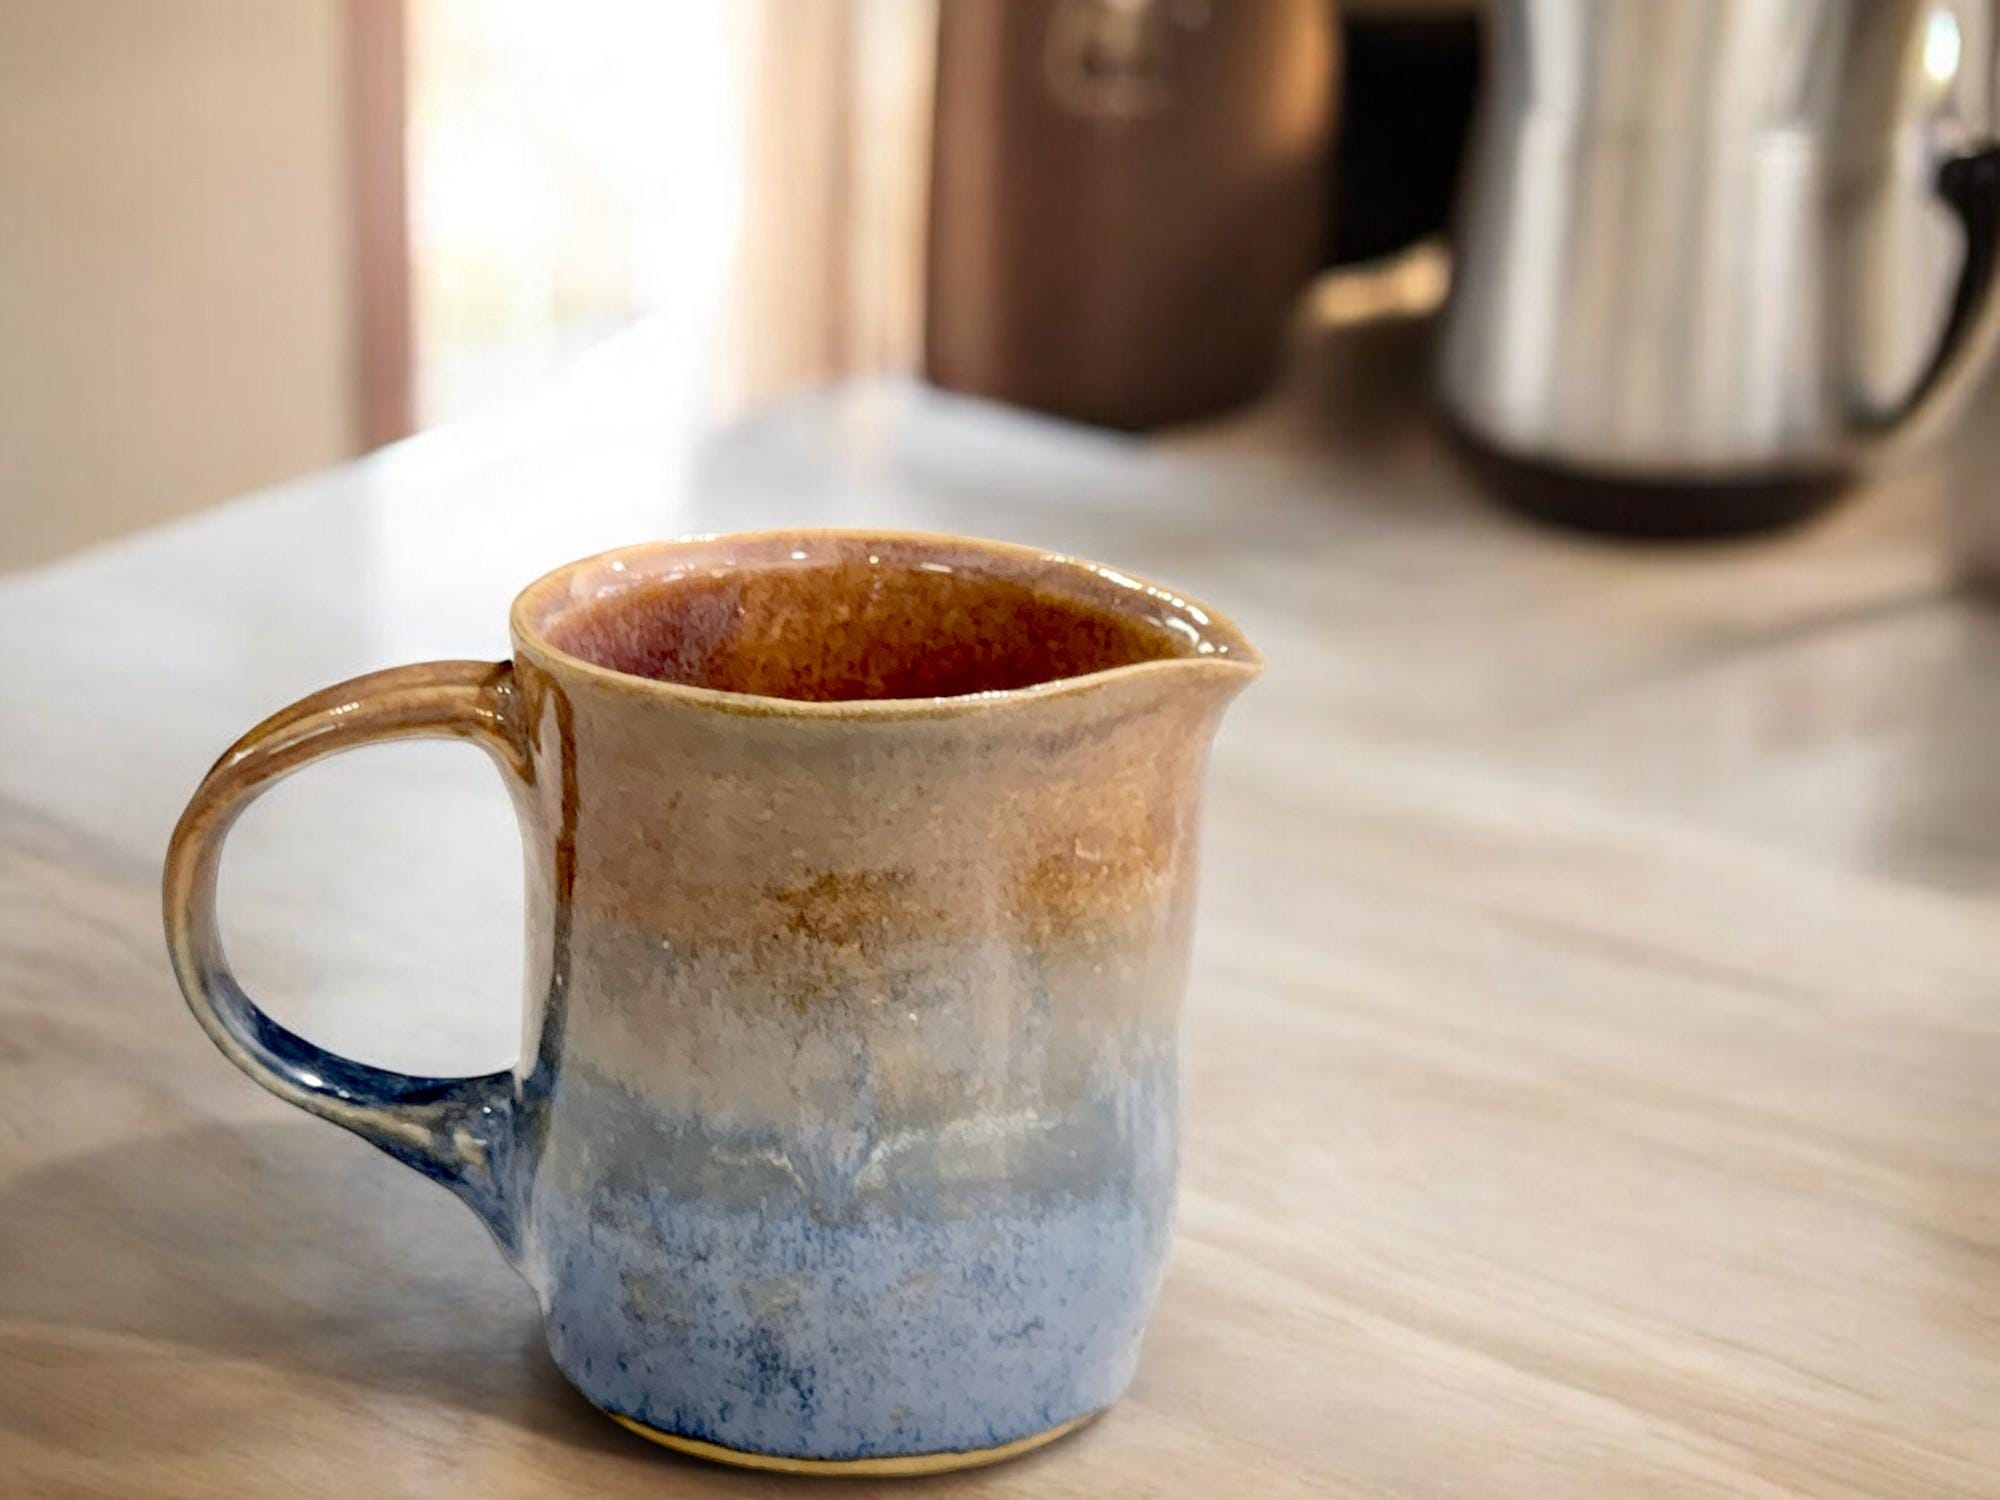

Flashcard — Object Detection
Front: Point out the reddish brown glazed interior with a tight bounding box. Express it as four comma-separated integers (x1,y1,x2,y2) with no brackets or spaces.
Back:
545,559,1191,702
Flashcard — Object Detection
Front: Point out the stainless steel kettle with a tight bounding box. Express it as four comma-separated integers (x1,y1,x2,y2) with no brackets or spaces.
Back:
1436,0,2000,534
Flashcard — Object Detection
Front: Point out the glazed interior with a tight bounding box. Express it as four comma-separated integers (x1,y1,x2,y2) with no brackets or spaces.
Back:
528,536,1248,703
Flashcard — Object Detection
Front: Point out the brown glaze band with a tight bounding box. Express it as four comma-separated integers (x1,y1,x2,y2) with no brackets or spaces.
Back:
508,532,1258,950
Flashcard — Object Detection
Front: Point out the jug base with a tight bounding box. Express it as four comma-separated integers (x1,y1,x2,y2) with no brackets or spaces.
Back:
605,1407,1101,1476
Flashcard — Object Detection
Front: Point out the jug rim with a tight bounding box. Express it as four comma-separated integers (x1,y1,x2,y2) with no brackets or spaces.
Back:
510,529,1262,719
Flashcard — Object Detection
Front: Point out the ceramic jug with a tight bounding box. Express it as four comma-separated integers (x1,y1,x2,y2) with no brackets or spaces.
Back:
164,531,1260,1475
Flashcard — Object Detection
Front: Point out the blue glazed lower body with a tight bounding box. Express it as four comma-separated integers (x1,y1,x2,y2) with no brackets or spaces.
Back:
518,1047,1178,1465
531,1183,1167,1462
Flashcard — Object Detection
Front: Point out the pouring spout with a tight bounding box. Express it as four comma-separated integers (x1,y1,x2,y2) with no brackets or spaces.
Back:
1111,648,1265,715
1047,554,1264,703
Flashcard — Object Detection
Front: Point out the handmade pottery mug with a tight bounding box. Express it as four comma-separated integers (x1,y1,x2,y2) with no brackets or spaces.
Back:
164,531,1259,1475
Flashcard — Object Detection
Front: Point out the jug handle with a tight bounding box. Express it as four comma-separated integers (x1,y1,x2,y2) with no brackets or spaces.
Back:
162,660,531,1257
1858,144,2000,446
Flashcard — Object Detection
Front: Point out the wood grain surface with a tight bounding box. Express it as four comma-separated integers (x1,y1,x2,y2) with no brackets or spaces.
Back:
3,315,1998,1496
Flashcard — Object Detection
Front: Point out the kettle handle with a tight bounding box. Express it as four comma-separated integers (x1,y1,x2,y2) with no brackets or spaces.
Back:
1861,144,2000,445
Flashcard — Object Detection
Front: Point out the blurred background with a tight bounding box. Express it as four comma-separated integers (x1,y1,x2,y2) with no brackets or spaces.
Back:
8,0,2000,568
11,7,2000,1491
1,0,940,568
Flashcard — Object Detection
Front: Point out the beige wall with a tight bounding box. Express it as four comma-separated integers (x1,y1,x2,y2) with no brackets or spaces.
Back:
0,0,356,570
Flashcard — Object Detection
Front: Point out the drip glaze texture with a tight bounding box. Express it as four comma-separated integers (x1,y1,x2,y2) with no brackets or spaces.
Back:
166,530,1259,1469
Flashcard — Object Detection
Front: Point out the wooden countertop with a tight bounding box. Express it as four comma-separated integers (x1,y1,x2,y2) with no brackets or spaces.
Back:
4,315,1999,1497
